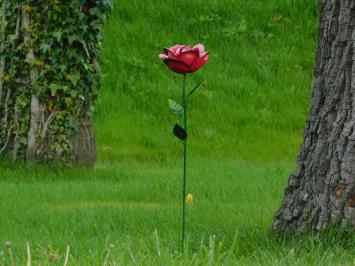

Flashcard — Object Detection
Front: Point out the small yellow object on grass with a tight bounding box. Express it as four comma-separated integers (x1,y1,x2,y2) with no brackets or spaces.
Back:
186,193,193,204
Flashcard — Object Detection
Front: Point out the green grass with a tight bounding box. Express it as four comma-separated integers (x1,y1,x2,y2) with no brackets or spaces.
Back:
0,159,284,263
1,160,355,264
2,0,354,265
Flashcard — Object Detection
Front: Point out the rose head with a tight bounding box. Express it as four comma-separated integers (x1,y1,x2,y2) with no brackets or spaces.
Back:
159,44,209,74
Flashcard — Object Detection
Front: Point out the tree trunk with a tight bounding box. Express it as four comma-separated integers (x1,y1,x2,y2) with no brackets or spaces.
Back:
272,0,355,232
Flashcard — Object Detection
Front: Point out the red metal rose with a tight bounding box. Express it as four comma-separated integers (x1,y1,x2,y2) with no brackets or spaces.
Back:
159,44,209,74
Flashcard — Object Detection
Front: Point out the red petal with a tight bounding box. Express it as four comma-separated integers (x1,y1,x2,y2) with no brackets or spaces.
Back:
170,45,185,54
180,45,192,53
159,54,168,60
190,53,209,73
176,51,199,65
164,45,185,57
164,58,190,74
192,44,205,56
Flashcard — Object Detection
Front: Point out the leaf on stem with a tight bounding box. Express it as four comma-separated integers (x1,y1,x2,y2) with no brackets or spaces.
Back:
173,124,187,140
168,99,183,117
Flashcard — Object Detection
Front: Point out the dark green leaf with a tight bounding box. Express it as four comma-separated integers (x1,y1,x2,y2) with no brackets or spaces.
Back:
173,124,187,140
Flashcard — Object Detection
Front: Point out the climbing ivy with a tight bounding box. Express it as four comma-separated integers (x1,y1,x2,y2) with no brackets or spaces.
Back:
0,1,112,164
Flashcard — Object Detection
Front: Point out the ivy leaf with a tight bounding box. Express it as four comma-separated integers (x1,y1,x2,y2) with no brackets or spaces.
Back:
53,31,63,42
24,57,36,66
66,116,80,136
49,83,61,96
40,42,51,54
78,95,86,101
68,72,81,86
103,0,114,10
64,97,73,107
173,124,187,140
168,99,183,117
0,51,6,59
68,35,78,45
89,7,105,19
69,90,78,98
8,34,17,45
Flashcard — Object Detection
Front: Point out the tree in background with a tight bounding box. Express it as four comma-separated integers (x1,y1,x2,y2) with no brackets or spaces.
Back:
272,0,355,232
0,1,112,165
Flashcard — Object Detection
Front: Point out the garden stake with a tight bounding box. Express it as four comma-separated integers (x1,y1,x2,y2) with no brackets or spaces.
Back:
159,44,209,253
182,73,187,252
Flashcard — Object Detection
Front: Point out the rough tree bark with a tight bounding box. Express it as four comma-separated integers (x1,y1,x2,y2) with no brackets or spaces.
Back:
272,0,355,232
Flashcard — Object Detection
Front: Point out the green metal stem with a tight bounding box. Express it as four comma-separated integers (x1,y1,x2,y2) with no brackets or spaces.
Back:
182,74,187,253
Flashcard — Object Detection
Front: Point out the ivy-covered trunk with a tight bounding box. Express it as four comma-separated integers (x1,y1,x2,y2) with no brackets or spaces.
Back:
0,1,111,165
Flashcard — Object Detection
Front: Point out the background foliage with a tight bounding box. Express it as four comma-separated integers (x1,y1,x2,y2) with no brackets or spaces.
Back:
96,0,318,164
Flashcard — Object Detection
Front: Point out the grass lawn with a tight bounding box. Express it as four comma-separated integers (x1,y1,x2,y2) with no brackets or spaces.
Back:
0,159,283,263
1,159,355,265
1,0,355,265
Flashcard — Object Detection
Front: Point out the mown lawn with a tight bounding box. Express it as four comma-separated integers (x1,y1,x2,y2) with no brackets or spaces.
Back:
1,159,355,264
0,159,287,264
2,0,354,265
